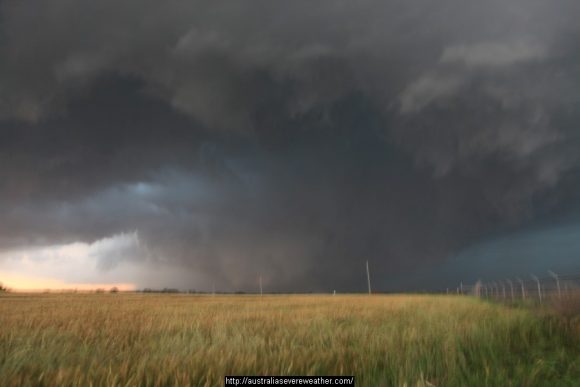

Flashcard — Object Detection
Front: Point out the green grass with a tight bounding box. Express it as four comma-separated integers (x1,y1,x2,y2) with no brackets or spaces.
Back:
0,293,578,386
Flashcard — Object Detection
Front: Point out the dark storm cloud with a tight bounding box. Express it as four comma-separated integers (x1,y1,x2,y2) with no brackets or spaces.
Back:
1,1,580,290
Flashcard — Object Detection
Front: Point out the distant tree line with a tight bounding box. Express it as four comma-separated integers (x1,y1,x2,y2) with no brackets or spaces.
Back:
141,288,181,293
136,289,323,295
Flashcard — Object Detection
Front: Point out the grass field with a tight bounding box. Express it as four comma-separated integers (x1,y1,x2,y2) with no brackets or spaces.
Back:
0,293,578,386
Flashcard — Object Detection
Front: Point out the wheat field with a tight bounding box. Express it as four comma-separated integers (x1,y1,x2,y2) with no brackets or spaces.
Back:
0,293,578,386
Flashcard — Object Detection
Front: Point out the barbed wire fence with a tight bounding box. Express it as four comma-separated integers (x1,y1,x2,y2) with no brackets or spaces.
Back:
448,271,580,303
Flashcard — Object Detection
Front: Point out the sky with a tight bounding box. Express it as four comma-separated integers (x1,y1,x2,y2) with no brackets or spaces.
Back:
1,0,579,292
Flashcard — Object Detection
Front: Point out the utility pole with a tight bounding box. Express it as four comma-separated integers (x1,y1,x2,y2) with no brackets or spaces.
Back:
259,275,263,297
366,260,372,295
548,271,561,299
531,275,542,304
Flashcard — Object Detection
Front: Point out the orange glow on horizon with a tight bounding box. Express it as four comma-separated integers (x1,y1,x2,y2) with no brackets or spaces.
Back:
0,272,136,292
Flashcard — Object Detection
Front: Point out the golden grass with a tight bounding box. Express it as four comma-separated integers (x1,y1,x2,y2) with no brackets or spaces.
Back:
0,293,578,386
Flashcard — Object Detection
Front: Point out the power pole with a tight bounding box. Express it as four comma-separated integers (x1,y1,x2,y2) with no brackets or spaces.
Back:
366,260,372,295
259,275,263,297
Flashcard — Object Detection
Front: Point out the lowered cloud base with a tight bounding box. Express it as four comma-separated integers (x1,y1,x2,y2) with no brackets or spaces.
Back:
1,0,580,291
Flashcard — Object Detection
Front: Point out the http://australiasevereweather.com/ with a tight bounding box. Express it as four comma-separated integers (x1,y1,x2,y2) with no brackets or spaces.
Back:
225,376,355,386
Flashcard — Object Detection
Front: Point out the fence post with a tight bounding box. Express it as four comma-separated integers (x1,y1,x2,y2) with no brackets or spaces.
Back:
506,279,514,302
531,275,542,304
516,277,526,300
548,271,561,299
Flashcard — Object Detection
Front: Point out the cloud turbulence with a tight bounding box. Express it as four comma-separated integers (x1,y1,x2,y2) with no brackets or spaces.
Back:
1,0,580,291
